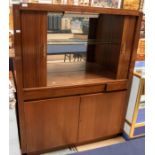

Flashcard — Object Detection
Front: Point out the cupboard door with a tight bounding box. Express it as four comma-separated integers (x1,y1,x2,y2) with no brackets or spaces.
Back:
78,91,127,142
24,96,80,153
21,11,47,88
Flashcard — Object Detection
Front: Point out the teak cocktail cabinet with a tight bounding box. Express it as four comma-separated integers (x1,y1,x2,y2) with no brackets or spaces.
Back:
13,3,142,154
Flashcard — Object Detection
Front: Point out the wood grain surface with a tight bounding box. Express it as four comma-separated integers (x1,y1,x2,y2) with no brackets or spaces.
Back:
24,96,80,153
13,4,142,154
78,91,127,142
21,11,47,88
18,3,141,16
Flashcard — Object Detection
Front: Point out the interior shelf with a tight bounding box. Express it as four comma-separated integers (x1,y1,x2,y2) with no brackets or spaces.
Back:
47,62,114,87
48,39,120,45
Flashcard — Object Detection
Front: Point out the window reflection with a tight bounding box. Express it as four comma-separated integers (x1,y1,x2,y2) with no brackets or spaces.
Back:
47,13,101,87
47,13,89,63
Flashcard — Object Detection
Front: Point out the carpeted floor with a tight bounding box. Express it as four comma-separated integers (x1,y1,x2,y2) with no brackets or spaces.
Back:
69,137,145,155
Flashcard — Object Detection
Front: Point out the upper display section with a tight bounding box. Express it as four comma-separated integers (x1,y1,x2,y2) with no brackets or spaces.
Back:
14,3,141,16
13,4,142,89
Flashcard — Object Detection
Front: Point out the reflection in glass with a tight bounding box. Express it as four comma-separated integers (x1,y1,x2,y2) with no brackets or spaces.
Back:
47,13,111,87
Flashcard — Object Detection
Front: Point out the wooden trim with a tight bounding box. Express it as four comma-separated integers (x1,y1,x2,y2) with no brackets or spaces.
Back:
125,119,132,126
16,3,141,16
130,78,144,137
24,84,106,101
126,131,144,139
116,16,137,79
106,80,128,91
133,72,142,78
118,14,142,132
127,108,145,129
13,5,27,153
135,122,145,128
23,79,128,91
131,134,145,139
23,80,128,101
128,13,143,79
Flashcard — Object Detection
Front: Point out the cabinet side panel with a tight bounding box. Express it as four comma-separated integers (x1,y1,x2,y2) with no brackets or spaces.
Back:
13,5,27,153
24,96,80,153
21,11,47,88
117,16,136,79
128,14,143,80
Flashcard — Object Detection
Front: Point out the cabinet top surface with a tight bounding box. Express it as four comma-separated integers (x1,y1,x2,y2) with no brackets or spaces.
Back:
14,3,142,16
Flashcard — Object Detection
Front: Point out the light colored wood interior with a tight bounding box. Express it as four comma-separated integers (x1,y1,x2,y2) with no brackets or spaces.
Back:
47,62,114,86
76,136,125,152
47,33,87,41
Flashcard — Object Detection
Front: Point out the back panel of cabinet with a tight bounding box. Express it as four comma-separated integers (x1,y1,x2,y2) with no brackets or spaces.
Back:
21,11,47,88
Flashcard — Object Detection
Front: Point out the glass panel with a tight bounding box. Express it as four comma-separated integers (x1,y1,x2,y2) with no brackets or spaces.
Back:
47,13,104,87
46,13,123,87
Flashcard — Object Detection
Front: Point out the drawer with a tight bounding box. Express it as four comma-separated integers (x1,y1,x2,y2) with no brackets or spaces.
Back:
23,84,106,101
106,80,128,91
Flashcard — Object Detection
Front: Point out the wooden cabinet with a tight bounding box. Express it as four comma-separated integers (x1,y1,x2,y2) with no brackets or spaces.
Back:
13,3,142,154
24,96,80,153
78,91,127,142
24,91,127,153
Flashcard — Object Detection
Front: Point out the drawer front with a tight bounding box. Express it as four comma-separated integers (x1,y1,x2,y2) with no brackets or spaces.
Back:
78,91,127,142
106,80,128,91
23,84,106,101
24,96,80,153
